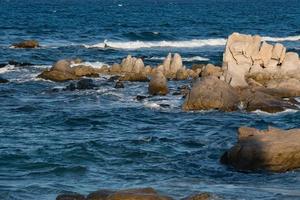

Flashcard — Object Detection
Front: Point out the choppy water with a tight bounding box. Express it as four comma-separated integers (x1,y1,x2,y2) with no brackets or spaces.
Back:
1,0,300,199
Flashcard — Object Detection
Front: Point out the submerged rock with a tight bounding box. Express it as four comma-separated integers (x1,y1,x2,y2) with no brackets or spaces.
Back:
148,71,169,95
183,76,239,111
221,127,300,172
12,40,40,48
64,79,96,91
56,193,85,200
0,77,9,83
114,80,124,88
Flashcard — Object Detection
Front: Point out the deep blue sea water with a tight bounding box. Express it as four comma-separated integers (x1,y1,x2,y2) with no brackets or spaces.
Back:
1,0,300,199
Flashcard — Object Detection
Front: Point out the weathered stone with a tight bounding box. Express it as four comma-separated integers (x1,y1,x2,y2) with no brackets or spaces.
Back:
73,65,99,77
223,62,251,87
110,64,121,74
266,78,300,97
163,53,172,72
271,43,285,62
76,79,96,90
281,52,300,73
132,58,145,73
170,53,183,74
12,40,39,48
148,71,169,95
182,193,212,200
86,189,114,200
258,42,273,67
182,76,239,111
221,127,300,172
175,69,189,80
200,64,222,78
107,188,172,200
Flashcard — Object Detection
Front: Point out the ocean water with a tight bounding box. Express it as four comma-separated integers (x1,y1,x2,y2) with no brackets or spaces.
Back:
1,0,300,199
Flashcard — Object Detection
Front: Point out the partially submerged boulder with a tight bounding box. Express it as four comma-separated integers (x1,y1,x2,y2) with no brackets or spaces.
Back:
38,60,78,82
12,40,40,48
221,127,300,172
0,76,9,83
182,76,240,111
148,71,169,95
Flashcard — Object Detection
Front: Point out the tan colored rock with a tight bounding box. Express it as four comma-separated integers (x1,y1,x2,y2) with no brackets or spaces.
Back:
132,58,145,73
119,72,149,82
144,65,153,75
163,53,172,72
175,69,189,80
258,41,273,67
221,127,300,172
148,71,169,95
281,52,300,73
200,64,222,78
107,188,172,200
73,65,99,77
271,43,285,61
182,76,239,111
170,53,183,74
187,69,198,79
266,78,300,97
182,193,212,200
110,63,122,74
121,55,134,72
223,62,251,87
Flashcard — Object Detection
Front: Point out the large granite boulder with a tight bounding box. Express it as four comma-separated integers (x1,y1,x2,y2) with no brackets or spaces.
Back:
182,76,240,111
148,71,169,95
221,127,300,172
222,32,300,88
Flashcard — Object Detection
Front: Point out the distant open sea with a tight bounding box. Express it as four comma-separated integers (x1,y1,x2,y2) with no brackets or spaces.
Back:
1,0,300,199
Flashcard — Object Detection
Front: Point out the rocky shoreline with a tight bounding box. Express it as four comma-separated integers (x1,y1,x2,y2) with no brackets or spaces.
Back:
1,33,300,199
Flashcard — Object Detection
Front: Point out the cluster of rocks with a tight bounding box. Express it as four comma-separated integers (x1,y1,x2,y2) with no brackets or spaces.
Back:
183,33,300,113
221,126,300,172
37,59,105,82
56,187,213,200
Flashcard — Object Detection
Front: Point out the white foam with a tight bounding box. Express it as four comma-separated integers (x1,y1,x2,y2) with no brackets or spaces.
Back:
71,61,108,68
252,108,298,115
149,56,209,62
0,65,14,74
84,38,227,49
144,102,161,109
262,35,300,42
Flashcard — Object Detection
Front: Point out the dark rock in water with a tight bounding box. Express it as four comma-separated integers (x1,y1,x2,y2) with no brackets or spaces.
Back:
114,81,124,88
8,60,33,67
65,83,76,91
86,189,115,200
108,76,121,82
182,192,212,200
12,40,39,48
0,77,9,83
136,95,148,101
221,127,300,172
56,193,85,200
76,79,96,90
0,63,7,68
159,104,170,108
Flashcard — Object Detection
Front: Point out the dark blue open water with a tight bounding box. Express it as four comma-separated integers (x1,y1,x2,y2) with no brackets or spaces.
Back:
1,0,300,199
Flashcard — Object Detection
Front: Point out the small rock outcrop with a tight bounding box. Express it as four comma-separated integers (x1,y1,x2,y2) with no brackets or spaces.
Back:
182,76,240,111
221,127,300,172
12,40,40,48
0,76,9,83
38,59,104,82
148,71,169,95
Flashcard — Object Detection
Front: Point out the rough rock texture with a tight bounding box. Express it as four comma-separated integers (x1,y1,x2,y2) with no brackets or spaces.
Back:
221,127,300,172
160,53,184,78
182,193,212,200
38,60,78,82
238,88,296,113
58,188,172,200
182,76,240,111
200,64,223,78
148,71,169,95
222,32,300,88
73,65,100,77
12,40,39,48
